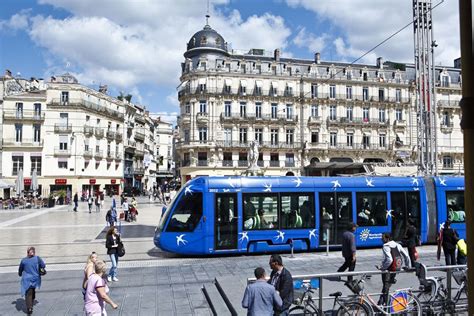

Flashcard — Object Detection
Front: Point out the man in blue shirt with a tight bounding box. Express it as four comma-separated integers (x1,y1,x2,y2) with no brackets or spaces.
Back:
242,267,282,316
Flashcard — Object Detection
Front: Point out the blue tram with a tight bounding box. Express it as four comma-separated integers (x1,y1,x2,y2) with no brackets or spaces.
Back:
154,176,465,255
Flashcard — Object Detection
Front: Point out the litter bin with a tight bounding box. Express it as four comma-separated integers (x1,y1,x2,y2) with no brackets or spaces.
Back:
48,197,55,208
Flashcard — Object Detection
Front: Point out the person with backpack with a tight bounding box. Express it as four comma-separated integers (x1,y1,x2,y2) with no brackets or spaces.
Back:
376,232,410,306
437,220,459,265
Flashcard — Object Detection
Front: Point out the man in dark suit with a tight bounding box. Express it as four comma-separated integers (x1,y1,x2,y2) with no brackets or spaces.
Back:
268,254,294,315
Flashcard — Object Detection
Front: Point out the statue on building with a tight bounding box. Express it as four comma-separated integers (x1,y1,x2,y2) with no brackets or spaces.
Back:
248,141,259,169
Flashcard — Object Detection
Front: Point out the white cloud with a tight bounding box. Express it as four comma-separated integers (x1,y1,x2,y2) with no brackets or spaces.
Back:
293,27,328,54
21,1,291,91
0,9,31,31
285,0,460,66
166,93,179,108
150,112,178,125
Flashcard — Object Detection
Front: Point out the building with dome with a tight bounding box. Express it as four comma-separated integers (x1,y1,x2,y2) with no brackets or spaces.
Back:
175,20,464,182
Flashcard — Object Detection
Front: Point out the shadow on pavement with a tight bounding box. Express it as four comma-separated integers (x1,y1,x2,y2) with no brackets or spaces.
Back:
95,224,156,239
12,298,25,313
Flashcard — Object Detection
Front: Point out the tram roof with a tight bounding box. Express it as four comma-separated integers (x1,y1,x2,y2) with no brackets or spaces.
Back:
184,176,460,191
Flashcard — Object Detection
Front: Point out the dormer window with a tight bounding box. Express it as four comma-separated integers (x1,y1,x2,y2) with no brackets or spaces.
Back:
200,36,207,45
441,73,450,87
215,38,221,46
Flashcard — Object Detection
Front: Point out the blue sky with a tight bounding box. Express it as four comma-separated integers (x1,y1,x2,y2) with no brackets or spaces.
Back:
0,0,460,123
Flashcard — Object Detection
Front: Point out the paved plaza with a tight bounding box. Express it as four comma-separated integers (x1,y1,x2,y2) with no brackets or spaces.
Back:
0,197,451,315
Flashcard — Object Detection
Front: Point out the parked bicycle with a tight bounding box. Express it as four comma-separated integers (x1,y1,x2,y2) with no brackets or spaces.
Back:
289,280,370,315
343,274,421,315
415,263,468,315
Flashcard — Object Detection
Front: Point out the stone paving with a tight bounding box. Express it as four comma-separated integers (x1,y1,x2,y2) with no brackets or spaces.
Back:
0,198,458,315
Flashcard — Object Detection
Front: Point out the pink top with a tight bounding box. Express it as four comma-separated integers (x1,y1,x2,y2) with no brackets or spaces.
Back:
84,273,109,315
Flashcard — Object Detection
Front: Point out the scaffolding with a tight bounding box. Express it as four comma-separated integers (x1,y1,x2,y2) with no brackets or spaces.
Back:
413,0,438,175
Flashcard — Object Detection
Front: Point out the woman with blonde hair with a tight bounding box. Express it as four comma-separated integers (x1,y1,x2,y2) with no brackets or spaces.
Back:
84,260,118,315
82,252,98,298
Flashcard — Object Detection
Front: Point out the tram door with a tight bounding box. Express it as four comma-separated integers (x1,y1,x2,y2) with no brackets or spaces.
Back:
215,193,238,250
319,192,353,245
390,192,421,242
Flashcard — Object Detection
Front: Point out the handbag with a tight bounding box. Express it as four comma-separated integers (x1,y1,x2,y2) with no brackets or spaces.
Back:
117,241,125,257
37,257,46,276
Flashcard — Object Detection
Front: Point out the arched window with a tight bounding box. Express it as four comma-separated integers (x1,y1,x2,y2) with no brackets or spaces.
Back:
310,157,320,165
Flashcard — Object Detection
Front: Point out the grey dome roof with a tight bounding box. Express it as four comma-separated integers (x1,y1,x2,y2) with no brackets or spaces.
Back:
185,24,228,57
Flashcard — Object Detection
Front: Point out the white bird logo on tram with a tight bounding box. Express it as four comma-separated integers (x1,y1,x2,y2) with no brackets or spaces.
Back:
411,178,419,186
184,185,193,195
365,178,374,187
263,183,272,192
274,230,285,241
439,177,447,186
331,180,341,189
176,234,187,246
227,177,235,188
386,209,394,219
239,231,249,242
309,229,317,239
293,177,302,187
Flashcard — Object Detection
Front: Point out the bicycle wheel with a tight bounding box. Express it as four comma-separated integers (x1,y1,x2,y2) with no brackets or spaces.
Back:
336,302,370,316
289,305,319,315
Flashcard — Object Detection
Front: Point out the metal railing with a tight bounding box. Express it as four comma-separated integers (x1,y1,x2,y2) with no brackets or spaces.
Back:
3,110,45,120
48,98,124,120
54,123,72,133
246,265,468,315
2,139,44,147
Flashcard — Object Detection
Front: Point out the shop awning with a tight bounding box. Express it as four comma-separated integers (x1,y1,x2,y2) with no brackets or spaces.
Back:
255,80,263,87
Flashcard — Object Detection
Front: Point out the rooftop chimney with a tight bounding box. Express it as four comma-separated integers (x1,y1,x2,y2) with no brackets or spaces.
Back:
377,57,384,69
315,52,321,64
274,48,281,61
5,69,12,77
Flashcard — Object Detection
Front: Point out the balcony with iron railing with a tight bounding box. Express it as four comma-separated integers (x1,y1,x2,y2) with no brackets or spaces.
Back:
94,150,103,159
125,139,136,148
48,98,124,120
84,125,94,136
54,147,71,156
3,110,45,121
196,112,209,123
197,160,208,166
54,123,72,133
308,116,322,125
106,151,115,160
115,132,123,142
440,122,454,133
2,138,44,147
327,117,390,127
222,160,233,167
106,130,116,140
269,161,280,167
285,161,295,167
134,167,145,174
135,130,145,141
437,100,460,108
83,149,93,158
394,119,407,127
238,160,248,167
94,128,104,138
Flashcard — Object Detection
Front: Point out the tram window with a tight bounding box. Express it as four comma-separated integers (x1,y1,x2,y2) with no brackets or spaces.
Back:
243,194,278,230
356,192,387,226
166,192,203,232
280,193,314,229
446,191,465,223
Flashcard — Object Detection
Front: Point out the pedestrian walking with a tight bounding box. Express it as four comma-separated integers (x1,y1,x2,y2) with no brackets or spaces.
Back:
403,218,418,267
111,195,117,211
122,198,130,222
337,222,357,281
242,267,282,316
95,195,101,213
105,226,121,282
88,195,93,213
84,260,118,315
18,247,46,315
73,193,79,212
82,252,98,298
437,220,459,265
268,254,293,316
376,232,410,306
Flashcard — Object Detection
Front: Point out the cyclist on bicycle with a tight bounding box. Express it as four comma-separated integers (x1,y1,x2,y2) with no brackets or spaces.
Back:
376,232,411,306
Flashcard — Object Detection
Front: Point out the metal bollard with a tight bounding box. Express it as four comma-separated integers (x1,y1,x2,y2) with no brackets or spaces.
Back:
326,228,330,256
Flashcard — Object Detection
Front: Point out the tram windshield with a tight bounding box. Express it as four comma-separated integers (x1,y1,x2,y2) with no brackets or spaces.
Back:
158,186,184,231
165,192,203,232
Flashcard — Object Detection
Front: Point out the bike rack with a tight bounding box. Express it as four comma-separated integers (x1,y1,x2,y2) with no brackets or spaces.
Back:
247,264,468,315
